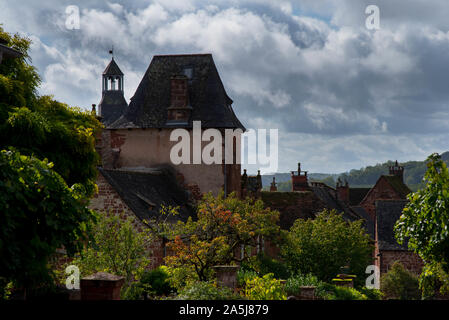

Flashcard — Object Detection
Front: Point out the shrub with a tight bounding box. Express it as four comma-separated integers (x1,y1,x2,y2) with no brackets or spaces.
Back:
285,274,322,296
359,287,383,300
381,262,420,300
176,281,241,300
315,283,367,300
237,269,258,288
71,213,152,299
140,266,173,297
249,254,290,280
281,209,373,286
244,273,287,300
419,262,449,300
121,282,145,300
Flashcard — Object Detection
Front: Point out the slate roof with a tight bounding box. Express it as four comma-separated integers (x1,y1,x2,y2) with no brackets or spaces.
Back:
359,175,411,204
376,200,409,251
348,188,371,206
98,91,128,126
103,57,124,76
351,206,375,239
0,42,22,60
246,176,262,193
98,167,195,223
309,185,362,222
109,54,245,130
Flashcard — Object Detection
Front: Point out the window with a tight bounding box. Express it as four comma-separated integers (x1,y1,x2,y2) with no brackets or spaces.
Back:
183,67,193,80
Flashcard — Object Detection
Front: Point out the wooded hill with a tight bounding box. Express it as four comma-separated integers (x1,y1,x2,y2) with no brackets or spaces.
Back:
262,152,449,192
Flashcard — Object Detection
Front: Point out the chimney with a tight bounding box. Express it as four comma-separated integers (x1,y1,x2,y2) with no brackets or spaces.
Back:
389,160,404,182
336,178,349,204
256,170,262,191
241,169,248,198
291,161,309,191
167,75,192,124
270,177,277,192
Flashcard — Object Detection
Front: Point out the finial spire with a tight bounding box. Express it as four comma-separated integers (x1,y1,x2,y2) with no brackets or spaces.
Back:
109,45,114,59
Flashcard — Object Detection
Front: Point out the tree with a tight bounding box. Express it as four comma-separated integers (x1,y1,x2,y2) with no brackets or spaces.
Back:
72,213,152,291
381,262,420,300
395,153,449,271
395,153,449,297
0,26,101,197
0,149,94,292
164,192,280,286
0,26,100,296
281,209,373,285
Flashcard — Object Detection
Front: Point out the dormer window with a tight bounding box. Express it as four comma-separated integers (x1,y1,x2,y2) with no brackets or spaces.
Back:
183,66,193,80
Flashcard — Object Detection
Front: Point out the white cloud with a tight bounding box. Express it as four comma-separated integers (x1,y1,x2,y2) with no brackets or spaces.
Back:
2,0,449,173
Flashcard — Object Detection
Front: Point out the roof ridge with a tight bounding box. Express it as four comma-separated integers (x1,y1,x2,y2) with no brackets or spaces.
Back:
153,53,212,57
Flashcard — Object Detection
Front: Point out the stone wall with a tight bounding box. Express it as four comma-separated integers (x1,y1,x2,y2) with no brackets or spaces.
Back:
379,250,424,275
88,172,165,269
98,128,242,197
360,176,403,220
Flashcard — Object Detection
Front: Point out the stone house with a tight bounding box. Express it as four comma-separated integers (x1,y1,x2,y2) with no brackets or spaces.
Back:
259,161,423,277
90,53,245,268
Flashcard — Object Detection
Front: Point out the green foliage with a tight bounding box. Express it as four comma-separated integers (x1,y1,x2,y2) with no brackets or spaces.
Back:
176,281,240,300
165,264,199,292
338,158,431,191
281,209,373,285
0,26,102,198
0,149,95,289
0,27,101,294
419,262,449,300
359,287,383,300
0,279,13,300
315,283,367,300
165,192,280,283
139,266,173,297
72,213,152,297
284,274,322,296
395,153,449,274
244,273,287,300
245,254,290,280
381,262,420,300
237,269,259,288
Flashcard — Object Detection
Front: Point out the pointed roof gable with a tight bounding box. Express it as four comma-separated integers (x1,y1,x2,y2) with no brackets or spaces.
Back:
109,54,245,130
382,175,411,198
360,175,411,205
103,58,124,76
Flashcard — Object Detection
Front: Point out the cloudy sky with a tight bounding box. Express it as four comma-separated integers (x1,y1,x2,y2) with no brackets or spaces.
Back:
1,0,449,174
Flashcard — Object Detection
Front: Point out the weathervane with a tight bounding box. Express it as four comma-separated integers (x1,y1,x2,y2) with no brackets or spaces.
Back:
109,45,114,59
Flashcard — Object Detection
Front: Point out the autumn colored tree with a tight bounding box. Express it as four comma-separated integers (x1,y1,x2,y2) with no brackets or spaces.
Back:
164,192,280,286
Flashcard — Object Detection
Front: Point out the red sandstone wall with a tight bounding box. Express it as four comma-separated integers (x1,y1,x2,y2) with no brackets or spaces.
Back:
380,250,424,275
360,177,404,220
88,173,165,269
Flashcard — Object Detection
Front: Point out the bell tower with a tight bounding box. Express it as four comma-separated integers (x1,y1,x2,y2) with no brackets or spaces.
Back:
98,49,128,126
